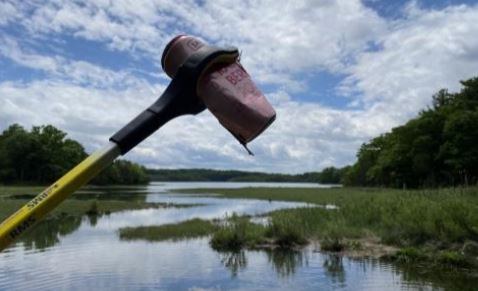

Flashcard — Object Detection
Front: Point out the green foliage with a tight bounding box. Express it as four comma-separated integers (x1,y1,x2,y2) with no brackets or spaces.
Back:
0,124,149,185
0,124,86,184
343,77,478,188
92,160,150,185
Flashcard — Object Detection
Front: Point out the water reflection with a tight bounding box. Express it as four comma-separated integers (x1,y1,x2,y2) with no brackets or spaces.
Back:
73,190,148,201
20,214,82,251
218,249,307,279
86,213,99,226
266,248,306,278
392,261,478,291
219,250,248,277
20,212,107,251
323,254,346,285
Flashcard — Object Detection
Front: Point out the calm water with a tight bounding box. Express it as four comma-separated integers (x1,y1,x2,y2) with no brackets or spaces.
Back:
0,182,475,290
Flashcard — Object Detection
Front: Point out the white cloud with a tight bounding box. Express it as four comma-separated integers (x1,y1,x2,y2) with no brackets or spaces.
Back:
0,35,157,90
0,1,21,25
6,0,386,86
0,36,59,72
342,3,478,121
0,80,162,150
1,1,478,173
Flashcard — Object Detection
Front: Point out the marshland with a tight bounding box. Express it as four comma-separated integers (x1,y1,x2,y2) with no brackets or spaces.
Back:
1,183,477,290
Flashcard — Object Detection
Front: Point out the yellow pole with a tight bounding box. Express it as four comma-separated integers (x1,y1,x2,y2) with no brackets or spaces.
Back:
0,142,120,252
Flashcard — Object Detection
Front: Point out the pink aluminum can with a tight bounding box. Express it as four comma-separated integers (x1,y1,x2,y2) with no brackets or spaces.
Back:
161,35,276,151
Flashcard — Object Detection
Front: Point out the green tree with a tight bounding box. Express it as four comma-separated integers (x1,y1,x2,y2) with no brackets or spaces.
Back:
440,111,478,185
318,167,342,184
0,124,148,185
345,77,478,188
0,124,38,182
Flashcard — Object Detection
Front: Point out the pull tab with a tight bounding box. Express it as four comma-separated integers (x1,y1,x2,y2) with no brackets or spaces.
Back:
242,143,254,156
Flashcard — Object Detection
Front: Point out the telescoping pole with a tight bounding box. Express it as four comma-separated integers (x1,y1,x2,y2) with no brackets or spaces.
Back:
0,142,120,251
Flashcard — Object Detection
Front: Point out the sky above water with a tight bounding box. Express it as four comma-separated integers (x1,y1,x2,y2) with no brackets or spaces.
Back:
1,0,478,173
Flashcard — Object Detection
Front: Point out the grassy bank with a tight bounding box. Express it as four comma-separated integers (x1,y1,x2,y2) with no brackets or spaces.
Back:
177,187,478,269
119,218,218,242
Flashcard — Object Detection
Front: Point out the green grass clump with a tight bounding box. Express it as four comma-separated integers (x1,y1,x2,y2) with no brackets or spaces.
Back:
266,210,310,247
119,218,218,242
210,210,314,251
85,201,99,216
210,214,266,251
320,238,345,252
389,247,428,263
386,248,472,269
437,251,471,268
210,211,312,251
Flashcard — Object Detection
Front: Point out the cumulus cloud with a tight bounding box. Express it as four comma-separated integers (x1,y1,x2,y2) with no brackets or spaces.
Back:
0,1,477,173
0,80,161,147
4,0,386,86
342,3,478,120
0,35,155,89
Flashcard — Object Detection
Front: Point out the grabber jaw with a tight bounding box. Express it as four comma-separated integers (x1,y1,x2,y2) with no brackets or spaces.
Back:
109,42,239,154
162,36,277,152
110,35,276,156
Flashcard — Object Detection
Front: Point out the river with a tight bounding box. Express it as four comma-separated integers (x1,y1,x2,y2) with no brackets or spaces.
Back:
0,182,474,290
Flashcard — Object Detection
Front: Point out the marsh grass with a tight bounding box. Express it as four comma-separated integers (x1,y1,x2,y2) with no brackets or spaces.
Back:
119,218,218,242
180,187,478,246
385,247,472,269
211,214,266,251
265,210,311,247
178,186,478,269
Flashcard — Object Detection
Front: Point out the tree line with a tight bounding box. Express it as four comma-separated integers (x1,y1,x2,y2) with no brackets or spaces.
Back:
0,124,149,185
342,77,478,188
147,167,346,184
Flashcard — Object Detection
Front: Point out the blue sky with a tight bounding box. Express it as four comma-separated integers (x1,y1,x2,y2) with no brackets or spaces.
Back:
1,0,478,173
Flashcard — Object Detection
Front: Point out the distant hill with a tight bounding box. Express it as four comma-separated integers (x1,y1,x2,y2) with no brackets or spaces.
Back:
147,168,346,184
